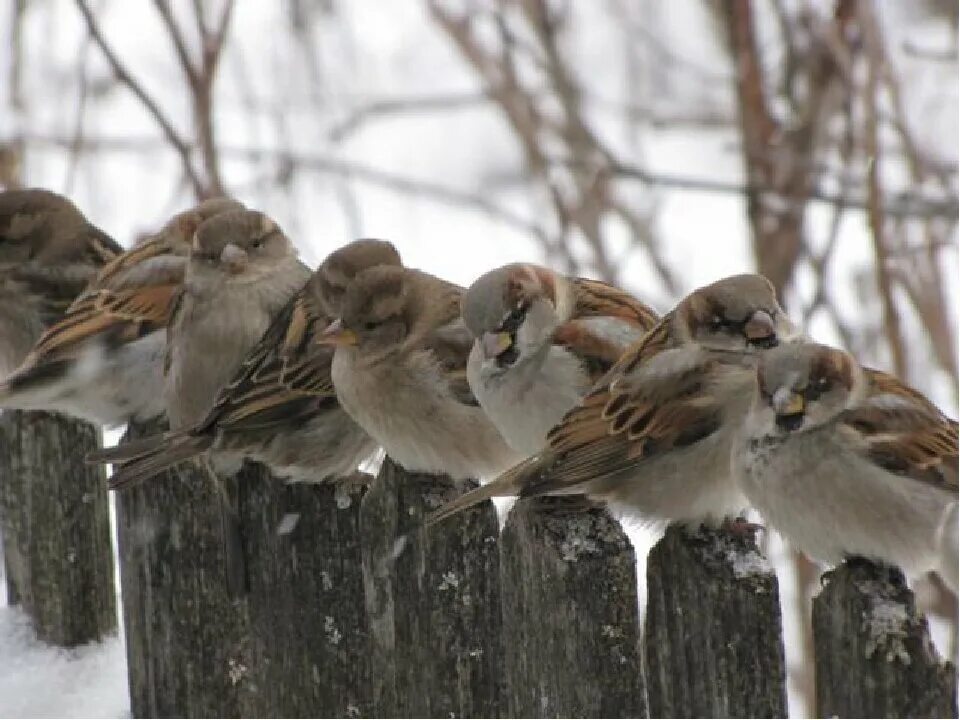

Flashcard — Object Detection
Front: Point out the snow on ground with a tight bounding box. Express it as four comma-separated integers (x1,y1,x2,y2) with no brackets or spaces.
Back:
0,610,128,719
0,454,129,719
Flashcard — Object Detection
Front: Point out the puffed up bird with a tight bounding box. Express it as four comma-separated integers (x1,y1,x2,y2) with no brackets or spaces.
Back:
318,265,523,481
0,188,121,377
735,341,958,594
462,263,658,456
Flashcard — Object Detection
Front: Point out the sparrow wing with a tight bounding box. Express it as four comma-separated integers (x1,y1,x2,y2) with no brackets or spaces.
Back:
516,343,727,496
570,277,659,329
23,282,179,365
424,315,479,408
842,369,959,492
192,288,338,435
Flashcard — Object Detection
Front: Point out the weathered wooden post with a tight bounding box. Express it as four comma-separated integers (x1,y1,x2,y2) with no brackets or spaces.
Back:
238,471,372,717
361,457,504,718
499,499,645,717
0,410,116,646
813,560,957,718
644,525,787,718
114,421,255,718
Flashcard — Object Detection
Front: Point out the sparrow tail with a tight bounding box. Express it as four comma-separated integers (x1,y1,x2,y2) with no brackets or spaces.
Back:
422,455,541,529
87,433,169,464
103,434,214,490
0,360,68,410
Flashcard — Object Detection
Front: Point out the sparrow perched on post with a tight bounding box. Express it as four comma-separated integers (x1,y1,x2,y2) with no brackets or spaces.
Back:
0,188,121,377
162,208,312,433
462,263,658,455
91,239,402,490
318,265,522,481
423,274,800,528
735,341,958,593
0,198,243,425
116,207,309,595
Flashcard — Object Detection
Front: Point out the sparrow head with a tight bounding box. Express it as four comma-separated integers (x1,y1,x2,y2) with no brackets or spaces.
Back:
756,342,857,434
676,274,798,355
462,263,561,369
189,209,295,279
156,197,245,253
314,239,402,316
317,265,413,354
0,188,119,265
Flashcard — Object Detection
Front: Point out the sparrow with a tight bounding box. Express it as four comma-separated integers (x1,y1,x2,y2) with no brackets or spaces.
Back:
422,273,801,528
318,265,523,481
0,198,243,425
462,263,658,456
162,208,312,434
0,188,121,377
107,207,309,596
734,341,958,593
92,239,402,490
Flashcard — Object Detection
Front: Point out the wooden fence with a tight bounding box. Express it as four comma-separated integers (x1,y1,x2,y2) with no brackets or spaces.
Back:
1,421,957,718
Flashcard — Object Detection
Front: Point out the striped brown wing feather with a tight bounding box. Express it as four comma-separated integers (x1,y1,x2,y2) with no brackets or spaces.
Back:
196,291,336,433
520,345,723,496
843,369,959,491
571,277,659,329
24,284,179,365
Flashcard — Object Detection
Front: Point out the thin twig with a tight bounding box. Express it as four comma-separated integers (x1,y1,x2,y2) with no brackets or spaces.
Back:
74,0,205,197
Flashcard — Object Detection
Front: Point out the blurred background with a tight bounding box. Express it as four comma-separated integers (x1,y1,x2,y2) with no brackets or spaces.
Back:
0,0,957,717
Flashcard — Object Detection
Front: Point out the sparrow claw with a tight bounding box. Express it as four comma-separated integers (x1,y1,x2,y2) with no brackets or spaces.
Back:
332,470,372,509
721,516,765,537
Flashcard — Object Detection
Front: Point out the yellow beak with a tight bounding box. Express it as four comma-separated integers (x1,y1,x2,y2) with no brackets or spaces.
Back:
772,388,805,417
317,318,358,347
482,331,513,359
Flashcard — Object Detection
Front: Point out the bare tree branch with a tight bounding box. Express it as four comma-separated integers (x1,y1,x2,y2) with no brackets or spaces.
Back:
74,0,206,198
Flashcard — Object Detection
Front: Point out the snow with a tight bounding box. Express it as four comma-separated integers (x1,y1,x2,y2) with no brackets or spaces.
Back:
0,609,128,719
0,476,129,719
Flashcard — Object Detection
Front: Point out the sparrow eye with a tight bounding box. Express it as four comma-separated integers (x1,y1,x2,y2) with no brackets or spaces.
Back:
364,321,379,331
709,315,724,331
251,238,264,250
816,376,831,392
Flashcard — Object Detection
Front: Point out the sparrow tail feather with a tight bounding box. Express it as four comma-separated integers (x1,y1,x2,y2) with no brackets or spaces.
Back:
105,434,213,490
422,454,545,529
87,433,169,464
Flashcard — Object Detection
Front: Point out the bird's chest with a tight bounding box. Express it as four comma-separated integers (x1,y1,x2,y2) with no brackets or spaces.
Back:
166,293,271,428
473,347,588,455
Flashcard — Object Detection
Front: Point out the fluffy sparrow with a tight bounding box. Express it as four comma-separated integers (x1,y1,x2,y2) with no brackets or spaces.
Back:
735,341,958,593
162,208,311,433
0,198,243,425
110,207,308,596
462,263,658,455
424,273,800,527
318,265,522,481
94,239,402,489
0,188,121,376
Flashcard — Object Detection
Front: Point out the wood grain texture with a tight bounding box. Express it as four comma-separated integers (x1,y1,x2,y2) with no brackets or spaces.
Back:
644,525,787,718
239,471,372,717
361,457,505,718
0,410,115,646
813,560,957,718
499,498,645,718
114,420,254,718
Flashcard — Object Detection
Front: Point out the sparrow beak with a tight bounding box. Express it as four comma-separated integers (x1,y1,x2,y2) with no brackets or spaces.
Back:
744,310,777,347
317,318,358,347
482,331,513,359
772,387,805,423
220,242,249,274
